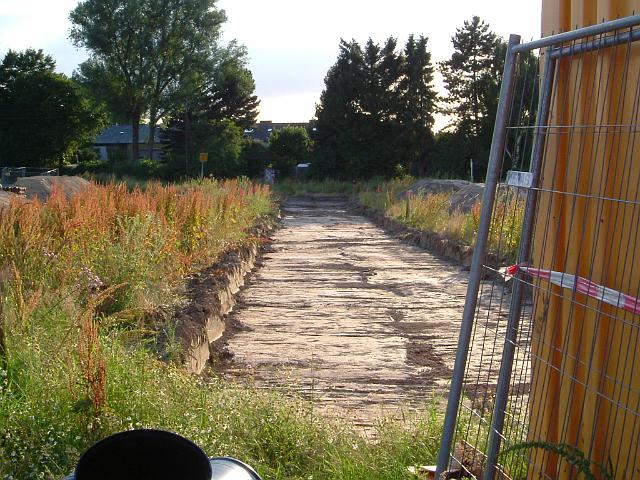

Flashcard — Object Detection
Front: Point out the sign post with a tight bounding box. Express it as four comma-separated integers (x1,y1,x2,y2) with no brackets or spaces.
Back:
199,152,208,179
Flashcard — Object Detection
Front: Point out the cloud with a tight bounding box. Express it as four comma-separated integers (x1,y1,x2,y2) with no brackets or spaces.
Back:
258,92,319,123
0,0,542,121
0,0,79,60
219,0,541,121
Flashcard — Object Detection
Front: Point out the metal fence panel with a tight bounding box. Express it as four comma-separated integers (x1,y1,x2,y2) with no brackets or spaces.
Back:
437,15,640,480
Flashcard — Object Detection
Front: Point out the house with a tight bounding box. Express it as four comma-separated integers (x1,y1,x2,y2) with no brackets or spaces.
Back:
94,125,165,161
244,120,311,143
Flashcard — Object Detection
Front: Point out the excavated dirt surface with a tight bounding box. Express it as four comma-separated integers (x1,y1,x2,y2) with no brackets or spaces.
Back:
214,196,511,426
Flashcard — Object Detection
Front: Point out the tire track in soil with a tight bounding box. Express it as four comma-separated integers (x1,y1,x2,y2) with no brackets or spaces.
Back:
212,196,502,426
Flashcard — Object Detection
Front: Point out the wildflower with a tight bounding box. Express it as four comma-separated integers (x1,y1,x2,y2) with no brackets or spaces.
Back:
76,266,104,292
42,247,58,260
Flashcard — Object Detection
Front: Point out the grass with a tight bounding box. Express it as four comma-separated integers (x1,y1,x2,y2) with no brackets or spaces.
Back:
0,177,446,480
357,180,524,263
273,178,362,196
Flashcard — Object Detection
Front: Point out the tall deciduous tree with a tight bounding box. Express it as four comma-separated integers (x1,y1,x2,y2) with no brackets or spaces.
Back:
70,0,226,161
73,58,130,124
0,49,105,168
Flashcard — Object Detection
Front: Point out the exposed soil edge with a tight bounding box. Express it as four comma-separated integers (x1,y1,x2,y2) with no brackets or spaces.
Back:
173,215,278,374
351,202,502,274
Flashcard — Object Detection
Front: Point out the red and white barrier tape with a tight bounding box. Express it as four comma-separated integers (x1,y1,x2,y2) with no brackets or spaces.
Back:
507,264,640,316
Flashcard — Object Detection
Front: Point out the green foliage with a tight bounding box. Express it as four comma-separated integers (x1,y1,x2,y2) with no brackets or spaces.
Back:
313,36,437,179
73,58,130,124
70,0,227,160
241,139,272,178
0,49,106,168
194,119,246,178
269,127,312,177
501,441,614,480
429,130,474,179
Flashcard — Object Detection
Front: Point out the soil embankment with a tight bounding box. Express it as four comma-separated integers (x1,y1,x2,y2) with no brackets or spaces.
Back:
214,196,481,425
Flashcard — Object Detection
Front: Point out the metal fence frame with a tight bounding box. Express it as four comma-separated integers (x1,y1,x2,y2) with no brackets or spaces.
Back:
436,14,640,479
1,167,59,186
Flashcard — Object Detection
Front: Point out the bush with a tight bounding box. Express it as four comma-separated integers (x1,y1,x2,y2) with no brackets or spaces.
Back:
269,127,312,177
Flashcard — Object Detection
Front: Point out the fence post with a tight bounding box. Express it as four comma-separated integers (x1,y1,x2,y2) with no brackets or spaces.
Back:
435,33,521,478
482,49,556,480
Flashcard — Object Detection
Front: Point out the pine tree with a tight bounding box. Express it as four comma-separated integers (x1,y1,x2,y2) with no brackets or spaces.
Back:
398,35,438,175
439,16,503,177
313,36,437,179
441,16,500,137
313,39,366,178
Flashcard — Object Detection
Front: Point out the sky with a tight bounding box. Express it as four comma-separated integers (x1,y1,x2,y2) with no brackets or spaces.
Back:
0,0,542,128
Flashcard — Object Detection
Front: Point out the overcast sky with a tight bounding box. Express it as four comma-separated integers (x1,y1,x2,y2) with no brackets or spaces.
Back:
0,1,541,127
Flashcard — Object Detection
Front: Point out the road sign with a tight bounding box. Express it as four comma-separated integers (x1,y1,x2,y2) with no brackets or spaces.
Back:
199,152,208,163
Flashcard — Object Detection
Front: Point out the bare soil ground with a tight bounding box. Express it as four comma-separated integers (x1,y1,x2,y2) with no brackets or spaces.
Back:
213,196,511,426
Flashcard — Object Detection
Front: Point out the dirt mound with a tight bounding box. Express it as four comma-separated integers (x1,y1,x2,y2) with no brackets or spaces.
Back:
448,183,484,213
402,178,484,213
403,178,470,197
0,191,27,209
14,176,91,201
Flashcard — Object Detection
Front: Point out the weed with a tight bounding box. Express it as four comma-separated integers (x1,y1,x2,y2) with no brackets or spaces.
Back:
0,178,445,479
359,181,524,263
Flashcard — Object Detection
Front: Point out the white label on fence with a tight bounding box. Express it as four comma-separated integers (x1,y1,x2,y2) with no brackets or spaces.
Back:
506,170,533,188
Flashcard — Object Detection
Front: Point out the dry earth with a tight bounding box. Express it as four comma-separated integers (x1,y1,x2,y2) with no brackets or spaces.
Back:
213,195,517,428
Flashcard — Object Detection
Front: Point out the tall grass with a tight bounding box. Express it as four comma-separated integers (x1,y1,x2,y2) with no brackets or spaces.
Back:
359,182,524,262
0,178,445,479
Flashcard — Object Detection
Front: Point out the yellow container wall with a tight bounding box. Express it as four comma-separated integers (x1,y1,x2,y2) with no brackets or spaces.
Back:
530,2,640,477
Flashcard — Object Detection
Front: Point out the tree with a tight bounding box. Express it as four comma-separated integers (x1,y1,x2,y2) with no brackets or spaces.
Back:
397,35,438,175
0,49,105,168
70,0,226,161
165,43,260,173
193,119,245,178
269,127,312,177
313,36,437,179
73,58,130,124
195,43,259,129
241,139,271,178
440,16,502,176
313,39,366,179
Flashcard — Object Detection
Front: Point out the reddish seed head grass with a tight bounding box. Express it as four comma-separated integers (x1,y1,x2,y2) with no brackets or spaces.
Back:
0,178,273,291
0,178,274,413
78,314,106,415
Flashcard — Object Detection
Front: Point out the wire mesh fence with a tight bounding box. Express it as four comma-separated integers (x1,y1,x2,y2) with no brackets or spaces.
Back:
437,15,640,480
1,166,59,186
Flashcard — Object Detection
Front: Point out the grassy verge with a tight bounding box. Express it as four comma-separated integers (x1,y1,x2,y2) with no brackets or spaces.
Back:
273,178,361,196
357,179,524,263
0,178,445,479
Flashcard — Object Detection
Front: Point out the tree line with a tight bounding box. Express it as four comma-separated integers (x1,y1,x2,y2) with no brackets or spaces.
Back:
0,0,260,178
0,8,537,181
312,16,539,180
